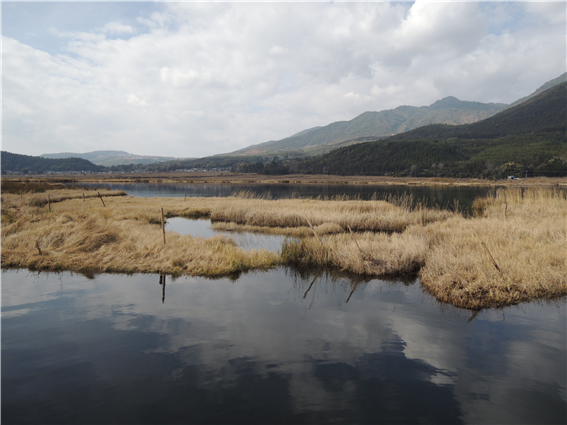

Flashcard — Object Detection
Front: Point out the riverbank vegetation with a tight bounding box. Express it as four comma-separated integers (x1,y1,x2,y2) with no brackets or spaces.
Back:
1,185,565,309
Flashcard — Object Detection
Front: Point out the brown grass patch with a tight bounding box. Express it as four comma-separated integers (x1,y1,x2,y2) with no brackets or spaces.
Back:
2,185,565,309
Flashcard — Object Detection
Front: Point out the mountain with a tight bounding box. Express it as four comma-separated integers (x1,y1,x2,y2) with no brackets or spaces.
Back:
231,98,508,157
509,72,567,107
2,151,104,174
41,150,176,166
298,82,567,178
231,73,567,158
385,82,566,141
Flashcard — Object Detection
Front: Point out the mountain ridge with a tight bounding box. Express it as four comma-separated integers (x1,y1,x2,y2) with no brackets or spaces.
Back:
41,150,176,166
229,73,566,158
298,82,567,178
231,96,508,157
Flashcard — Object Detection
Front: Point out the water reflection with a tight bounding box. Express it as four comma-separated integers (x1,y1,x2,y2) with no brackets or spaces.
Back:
159,272,166,304
166,217,290,252
2,269,565,424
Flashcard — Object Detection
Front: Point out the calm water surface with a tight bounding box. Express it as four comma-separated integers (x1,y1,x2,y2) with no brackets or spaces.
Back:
166,217,289,252
2,269,565,424
80,182,496,212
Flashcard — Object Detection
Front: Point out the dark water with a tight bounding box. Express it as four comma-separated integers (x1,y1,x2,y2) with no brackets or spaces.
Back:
166,217,289,252
3,269,565,424
79,182,495,212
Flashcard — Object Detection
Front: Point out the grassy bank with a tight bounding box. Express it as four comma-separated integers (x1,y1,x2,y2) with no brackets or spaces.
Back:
1,185,565,309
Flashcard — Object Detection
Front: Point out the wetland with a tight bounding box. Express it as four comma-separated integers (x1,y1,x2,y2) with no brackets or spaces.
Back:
2,178,566,424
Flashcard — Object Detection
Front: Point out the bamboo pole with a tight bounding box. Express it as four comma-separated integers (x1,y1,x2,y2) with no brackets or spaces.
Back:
474,229,501,274
161,208,166,245
97,192,106,207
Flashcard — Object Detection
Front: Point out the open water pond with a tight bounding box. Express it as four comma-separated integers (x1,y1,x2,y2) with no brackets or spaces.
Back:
166,217,289,252
78,182,495,213
3,269,565,424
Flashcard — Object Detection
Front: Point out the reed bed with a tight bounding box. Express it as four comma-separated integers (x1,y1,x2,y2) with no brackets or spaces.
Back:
210,196,452,234
1,188,127,208
1,202,278,276
1,185,565,309
420,188,567,309
279,187,566,309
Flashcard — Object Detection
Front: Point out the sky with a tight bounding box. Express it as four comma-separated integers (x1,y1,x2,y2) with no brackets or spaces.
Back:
2,1,566,158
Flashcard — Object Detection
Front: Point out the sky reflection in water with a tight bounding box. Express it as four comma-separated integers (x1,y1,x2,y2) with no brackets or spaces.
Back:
2,269,565,424
165,217,288,252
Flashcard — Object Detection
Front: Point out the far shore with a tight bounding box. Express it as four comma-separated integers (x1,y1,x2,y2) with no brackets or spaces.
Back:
4,172,567,188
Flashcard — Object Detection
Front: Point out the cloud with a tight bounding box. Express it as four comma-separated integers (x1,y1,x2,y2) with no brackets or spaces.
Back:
2,2,565,157
100,21,135,35
127,93,148,107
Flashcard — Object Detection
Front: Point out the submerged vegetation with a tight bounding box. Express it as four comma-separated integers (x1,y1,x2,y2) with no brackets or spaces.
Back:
1,183,565,310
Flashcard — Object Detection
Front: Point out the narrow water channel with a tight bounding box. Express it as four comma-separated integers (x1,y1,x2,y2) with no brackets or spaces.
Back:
166,217,289,252
2,269,565,424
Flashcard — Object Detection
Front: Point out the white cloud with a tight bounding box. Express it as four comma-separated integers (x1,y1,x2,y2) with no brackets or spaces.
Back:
127,93,148,107
2,2,565,157
100,21,135,35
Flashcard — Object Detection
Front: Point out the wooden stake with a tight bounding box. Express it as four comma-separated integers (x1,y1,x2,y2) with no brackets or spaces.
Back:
474,229,501,274
161,208,166,245
83,193,85,202
20,190,22,202
97,192,106,207
184,193,187,201
504,203,507,219
48,194,51,212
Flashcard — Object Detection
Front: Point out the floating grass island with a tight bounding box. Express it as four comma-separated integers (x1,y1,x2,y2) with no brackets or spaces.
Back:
1,182,565,310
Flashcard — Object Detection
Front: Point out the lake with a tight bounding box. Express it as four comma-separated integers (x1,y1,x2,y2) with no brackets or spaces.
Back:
77,182,497,213
2,268,565,424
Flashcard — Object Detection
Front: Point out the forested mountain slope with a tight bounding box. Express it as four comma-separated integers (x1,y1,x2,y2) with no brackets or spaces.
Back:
1,151,104,174
298,83,567,178
232,97,507,157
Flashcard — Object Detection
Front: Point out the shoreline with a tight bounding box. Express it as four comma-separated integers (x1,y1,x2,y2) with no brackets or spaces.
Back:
4,173,567,188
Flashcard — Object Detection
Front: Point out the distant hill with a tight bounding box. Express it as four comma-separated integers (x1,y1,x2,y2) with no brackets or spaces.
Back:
41,150,175,166
298,82,567,178
2,151,104,174
231,98,508,157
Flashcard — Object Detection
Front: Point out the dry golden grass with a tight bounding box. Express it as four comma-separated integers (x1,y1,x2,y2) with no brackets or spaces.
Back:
209,192,453,233
1,200,278,277
419,188,567,309
1,188,126,209
2,185,565,309
279,187,566,309
281,229,430,276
